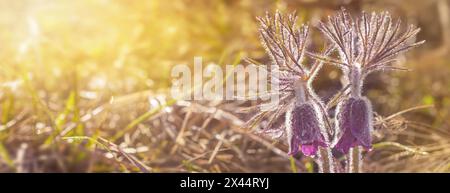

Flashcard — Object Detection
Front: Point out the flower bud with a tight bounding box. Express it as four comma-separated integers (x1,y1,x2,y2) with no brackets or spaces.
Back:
334,97,373,153
286,102,326,156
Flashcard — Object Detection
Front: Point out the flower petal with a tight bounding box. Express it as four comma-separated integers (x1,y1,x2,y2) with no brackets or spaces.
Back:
349,97,372,148
301,144,318,156
290,103,322,143
287,132,300,155
286,102,325,156
335,123,357,154
335,98,358,153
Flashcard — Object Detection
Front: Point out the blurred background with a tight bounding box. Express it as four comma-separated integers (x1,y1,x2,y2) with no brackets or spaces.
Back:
0,0,448,172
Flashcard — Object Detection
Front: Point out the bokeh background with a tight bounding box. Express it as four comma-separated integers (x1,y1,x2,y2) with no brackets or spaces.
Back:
0,0,448,172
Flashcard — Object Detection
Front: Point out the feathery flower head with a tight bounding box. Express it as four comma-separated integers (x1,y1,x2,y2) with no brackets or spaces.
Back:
317,7,424,83
258,11,309,78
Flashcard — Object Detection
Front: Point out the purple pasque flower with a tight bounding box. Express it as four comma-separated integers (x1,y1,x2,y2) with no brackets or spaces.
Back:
313,8,424,153
286,101,327,156
253,11,331,157
334,97,373,154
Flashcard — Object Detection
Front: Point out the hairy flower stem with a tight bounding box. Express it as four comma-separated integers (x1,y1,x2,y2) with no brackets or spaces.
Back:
309,50,336,173
316,151,324,173
349,64,363,98
315,108,335,173
317,147,335,173
305,99,335,172
348,147,362,173
347,65,364,173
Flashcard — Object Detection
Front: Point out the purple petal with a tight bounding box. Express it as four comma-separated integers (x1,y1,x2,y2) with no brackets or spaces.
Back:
335,97,373,153
334,124,357,154
286,102,325,156
289,103,322,143
301,144,317,156
288,134,300,155
335,98,352,152
349,97,372,148
301,140,328,156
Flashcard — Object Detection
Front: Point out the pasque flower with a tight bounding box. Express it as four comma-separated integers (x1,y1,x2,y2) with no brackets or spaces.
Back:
334,96,373,153
316,8,424,153
253,11,331,156
286,100,326,156
243,8,423,172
